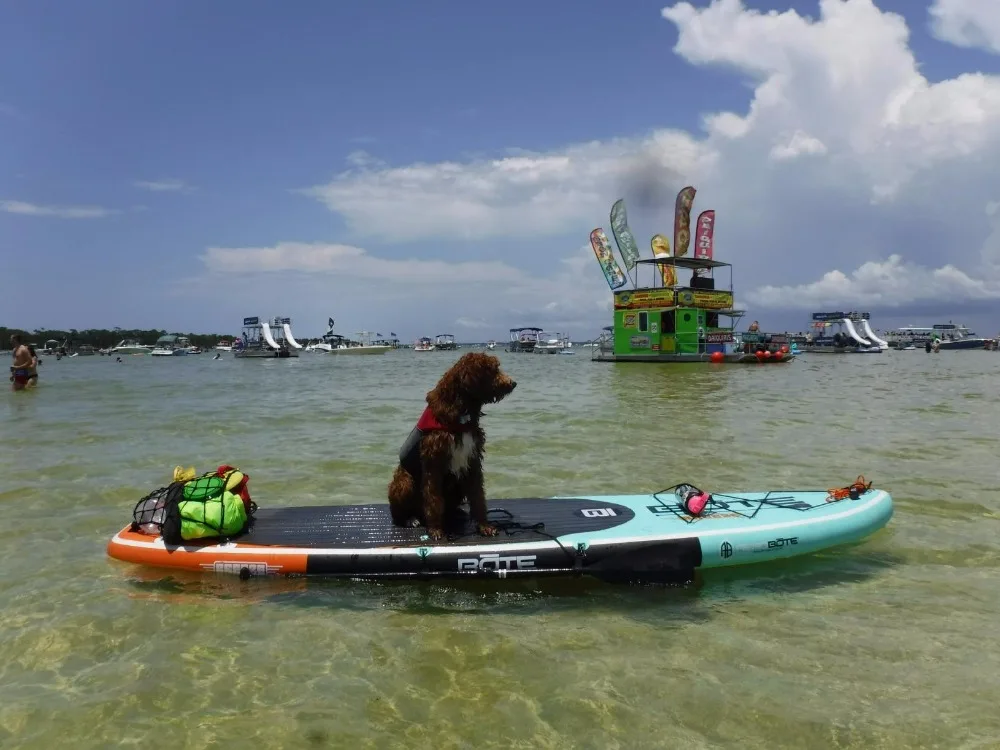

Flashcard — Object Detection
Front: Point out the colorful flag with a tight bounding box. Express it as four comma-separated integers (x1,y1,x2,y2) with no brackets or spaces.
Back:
694,210,715,260
650,234,677,287
590,228,627,290
609,199,640,271
673,186,697,258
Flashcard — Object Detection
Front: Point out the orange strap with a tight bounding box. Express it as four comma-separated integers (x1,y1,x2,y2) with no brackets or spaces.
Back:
826,475,872,502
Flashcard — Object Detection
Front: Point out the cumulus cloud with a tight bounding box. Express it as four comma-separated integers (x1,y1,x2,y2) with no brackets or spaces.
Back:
287,0,1000,316
0,200,118,219
929,0,1000,54
300,132,709,242
747,253,1000,309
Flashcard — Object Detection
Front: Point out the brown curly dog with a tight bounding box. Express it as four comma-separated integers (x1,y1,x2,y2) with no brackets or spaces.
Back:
388,352,517,540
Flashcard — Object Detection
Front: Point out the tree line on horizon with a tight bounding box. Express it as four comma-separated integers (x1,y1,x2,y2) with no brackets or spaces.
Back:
0,326,231,351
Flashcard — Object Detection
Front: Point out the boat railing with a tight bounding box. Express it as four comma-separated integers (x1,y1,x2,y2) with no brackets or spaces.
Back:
589,330,615,360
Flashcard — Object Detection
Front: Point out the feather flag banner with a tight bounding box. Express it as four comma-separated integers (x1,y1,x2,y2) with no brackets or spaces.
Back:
673,186,697,258
590,228,628,290
609,199,640,272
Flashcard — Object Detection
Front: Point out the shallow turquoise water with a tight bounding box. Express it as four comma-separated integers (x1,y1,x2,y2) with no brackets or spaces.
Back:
2,349,999,748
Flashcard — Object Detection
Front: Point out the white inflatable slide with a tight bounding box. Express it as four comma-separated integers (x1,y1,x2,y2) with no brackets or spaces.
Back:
842,318,871,346
859,319,888,349
260,321,282,350
282,322,303,349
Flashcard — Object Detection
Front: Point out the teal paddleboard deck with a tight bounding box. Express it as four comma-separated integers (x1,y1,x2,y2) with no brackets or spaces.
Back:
108,485,893,582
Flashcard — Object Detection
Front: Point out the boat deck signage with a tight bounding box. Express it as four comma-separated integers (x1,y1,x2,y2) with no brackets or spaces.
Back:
705,331,734,343
675,289,734,310
614,288,675,310
614,287,735,311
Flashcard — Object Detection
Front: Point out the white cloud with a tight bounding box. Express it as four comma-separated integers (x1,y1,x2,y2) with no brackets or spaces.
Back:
190,240,614,338
300,132,711,242
929,0,1000,54
0,200,118,219
133,179,195,193
769,130,828,161
200,241,526,284
289,0,1000,315
747,253,1000,309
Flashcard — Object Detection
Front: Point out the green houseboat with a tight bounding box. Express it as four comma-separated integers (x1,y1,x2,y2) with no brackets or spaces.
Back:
591,256,793,364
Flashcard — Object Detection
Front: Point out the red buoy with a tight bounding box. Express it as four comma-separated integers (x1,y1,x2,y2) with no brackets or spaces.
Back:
710,351,724,363
762,350,772,359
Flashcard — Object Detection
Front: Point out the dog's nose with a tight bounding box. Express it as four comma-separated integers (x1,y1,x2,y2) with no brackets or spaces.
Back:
509,379,517,389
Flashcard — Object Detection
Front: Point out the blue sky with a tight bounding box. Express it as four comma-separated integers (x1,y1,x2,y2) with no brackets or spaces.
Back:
3,0,1000,340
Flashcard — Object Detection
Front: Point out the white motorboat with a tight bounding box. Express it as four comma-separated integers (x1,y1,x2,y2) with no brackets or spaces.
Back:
150,335,191,356
110,339,153,355
535,331,571,353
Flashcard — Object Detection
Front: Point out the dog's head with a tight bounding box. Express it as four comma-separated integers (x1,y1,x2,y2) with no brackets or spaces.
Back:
427,352,517,424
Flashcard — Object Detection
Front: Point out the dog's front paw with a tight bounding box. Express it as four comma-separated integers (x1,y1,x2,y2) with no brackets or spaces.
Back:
477,523,499,537
405,518,422,528
427,527,445,541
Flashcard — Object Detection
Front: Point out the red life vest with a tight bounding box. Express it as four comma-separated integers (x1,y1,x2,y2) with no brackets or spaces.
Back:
399,408,473,476
415,406,473,433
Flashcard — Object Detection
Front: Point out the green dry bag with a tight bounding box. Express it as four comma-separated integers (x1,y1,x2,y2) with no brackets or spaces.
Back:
160,471,250,544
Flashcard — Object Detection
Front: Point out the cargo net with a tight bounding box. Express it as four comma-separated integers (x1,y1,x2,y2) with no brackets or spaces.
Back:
132,483,183,535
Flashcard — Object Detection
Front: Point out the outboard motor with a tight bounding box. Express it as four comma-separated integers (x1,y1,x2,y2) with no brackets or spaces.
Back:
925,341,932,353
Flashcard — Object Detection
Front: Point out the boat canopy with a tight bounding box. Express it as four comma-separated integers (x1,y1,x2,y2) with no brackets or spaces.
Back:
634,257,732,270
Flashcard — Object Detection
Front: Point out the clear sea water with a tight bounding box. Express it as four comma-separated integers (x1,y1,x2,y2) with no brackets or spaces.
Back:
2,348,999,749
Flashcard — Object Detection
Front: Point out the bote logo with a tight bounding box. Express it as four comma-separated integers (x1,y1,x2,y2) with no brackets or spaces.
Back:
579,508,617,518
720,541,733,559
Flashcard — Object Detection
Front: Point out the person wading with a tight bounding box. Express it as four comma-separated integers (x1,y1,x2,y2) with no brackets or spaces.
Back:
10,334,32,391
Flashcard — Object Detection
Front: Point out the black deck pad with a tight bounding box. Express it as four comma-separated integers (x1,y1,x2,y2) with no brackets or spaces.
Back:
241,498,634,549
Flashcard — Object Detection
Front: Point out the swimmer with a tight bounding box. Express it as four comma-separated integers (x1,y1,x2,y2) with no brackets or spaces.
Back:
9,334,32,391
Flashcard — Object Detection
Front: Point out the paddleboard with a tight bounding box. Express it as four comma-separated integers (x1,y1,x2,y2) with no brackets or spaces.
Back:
106,485,893,582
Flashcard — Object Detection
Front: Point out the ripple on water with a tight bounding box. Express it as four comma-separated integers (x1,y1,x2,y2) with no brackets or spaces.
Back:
2,350,1000,747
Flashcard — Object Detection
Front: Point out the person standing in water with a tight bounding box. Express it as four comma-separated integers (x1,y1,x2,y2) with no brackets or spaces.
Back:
26,344,39,387
9,334,32,391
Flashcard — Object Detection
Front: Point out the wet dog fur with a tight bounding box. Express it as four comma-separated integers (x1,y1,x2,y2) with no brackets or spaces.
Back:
387,352,516,540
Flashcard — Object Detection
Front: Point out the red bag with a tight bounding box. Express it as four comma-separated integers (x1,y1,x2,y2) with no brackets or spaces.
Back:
216,464,253,514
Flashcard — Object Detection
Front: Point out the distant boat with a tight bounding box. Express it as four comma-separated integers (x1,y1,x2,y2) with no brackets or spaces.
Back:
434,334,457,351
325,330,392,355
508,327,541,353
150,335,190,356
233,317,298,358
110,339,153,355
414,337,435,352
535,332,572,354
